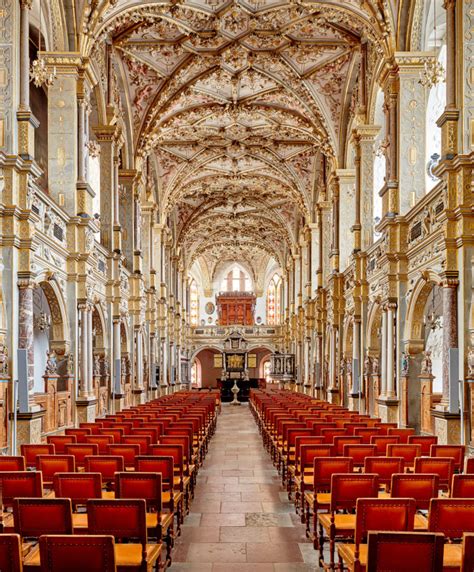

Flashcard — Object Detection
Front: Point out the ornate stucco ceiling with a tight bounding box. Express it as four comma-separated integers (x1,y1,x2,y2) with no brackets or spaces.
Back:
87,0,386,279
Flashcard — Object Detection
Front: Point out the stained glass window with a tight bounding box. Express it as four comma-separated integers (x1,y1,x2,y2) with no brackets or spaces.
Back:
221,266,252,292
267,274,281,325
190,280,199,326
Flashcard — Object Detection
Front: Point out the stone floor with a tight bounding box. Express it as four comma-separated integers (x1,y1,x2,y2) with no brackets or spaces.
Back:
169,403,323,571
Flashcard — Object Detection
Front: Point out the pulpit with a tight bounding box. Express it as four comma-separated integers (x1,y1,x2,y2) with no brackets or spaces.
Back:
216,292,255,325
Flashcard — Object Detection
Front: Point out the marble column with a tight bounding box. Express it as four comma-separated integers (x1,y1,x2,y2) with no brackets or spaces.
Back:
95,127,117,252
87,305,93,396
380,309,387,398
79,304,89,397
329,326,337,390
330,179,340,272
336,169,355,269
442,279,458,408
19,0,31,111
112,319,122,396
135,328,143,389
352,318,361,396
18,280,34,392
386,304,396,398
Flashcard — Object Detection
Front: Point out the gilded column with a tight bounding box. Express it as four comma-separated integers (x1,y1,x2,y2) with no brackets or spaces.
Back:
380,309,387,398
87,304,93,396
19,0,31,111
18,279,34,391
441,277,458,408
112,318,122,396
386,304,396,398
79,304,89,397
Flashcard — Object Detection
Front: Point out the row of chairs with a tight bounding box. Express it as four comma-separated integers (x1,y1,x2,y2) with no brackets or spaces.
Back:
250,388,474,571
0,390,220,570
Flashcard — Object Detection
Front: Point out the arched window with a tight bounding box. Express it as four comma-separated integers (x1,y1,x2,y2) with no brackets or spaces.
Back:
373,88,385,239
191,360,201,388
190,280,199,326
220,265,252,292
263,360,272,383
266,274,281,325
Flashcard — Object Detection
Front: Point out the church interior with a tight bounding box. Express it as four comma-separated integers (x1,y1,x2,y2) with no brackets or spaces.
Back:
0,0,473,569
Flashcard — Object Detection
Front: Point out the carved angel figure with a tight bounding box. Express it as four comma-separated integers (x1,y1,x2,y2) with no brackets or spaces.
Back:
45,350,58,375
401,352,410,376
372,356,380,375
0,342,9,376
468,347,474,378
421,350,432,374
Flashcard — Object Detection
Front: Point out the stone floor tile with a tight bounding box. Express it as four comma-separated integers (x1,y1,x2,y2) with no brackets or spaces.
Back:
219,526,271,543
246,542,304,563
186,543,247,563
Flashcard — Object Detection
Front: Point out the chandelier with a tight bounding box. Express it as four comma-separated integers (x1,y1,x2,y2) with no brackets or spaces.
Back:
35,311,51,332
424,288,442,331
29,0,57,88
419,0,445,89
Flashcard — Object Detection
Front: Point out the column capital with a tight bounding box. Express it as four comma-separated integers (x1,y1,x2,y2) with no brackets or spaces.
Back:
17,278,35,289
20,0,33,8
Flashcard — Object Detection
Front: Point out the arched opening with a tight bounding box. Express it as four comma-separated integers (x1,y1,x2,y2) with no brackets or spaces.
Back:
190,279,199,327
191,358,202,389
266,274,282,325
192,348,222,389
220,265,252,293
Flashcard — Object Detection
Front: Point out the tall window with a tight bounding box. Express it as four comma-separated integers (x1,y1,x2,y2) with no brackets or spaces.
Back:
220,266,252,292
190,280,199,326
263,360,272,383
266,274,281,325
191,360,201,388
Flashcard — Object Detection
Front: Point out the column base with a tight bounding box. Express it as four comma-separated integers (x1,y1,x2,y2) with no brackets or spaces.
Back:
13,409,46,450
148,388,158,401
160,384,168,396
348,394,364,412
76,398,98,423
376,397,399,423
327,387,340,405
112,393,125,412
432,410,460,444
132,389,145,405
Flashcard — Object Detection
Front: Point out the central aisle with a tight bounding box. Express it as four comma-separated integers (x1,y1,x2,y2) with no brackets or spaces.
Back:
169,403,318,571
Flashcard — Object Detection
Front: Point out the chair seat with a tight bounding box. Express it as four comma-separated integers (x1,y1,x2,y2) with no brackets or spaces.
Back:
71,512,173,532
414,513,428,530
443,543,462,570
337,543,368,571
318,513,356,534
303,492,331,506
114,542,162,568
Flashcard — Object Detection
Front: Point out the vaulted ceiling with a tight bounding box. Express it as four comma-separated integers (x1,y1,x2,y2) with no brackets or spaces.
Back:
86,0,389,282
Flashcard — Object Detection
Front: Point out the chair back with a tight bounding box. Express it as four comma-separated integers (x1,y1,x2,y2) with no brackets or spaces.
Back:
149,444,185,475
84,455,125,482
135,456,174,489
462,533,474,572
53,472,102,506
386,444,421,468
387,428,415,444
366,531,444,572
330,473,379,511
97,429,124,444
466,458,474,474
20,444,55,468
364,457,405,491
451,474,474,498
343,444,377,467
354,428,382,443
39,534,117,572
408,435,438,456
428,498,474,539
36,455,76,486
370,436,400,455
354,498,416,545
313,457,353,491
84,435,115,454
0,471,43,507
0,534,23,572
299,444,333,474
47,436,78,453
122,435,152,455
65,428,92,442
430,444,465,472
414,457,454,491
115,472,163,512
64,444,99,468
320,428,346,443
13,498,73,537
391,473,439,510
132,428,160,443
333,436,363,456
106,444,140,468
0,456,25,471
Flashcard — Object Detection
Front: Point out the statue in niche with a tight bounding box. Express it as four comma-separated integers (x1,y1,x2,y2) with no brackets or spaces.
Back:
364,353,372,376
468,347,474,378
67,353,74,376
372,356,380,375
102,355,110,377
93,354,101,377
421,350,432,374
422,208,432,236
0,342,9,376
45,350,58,375
339,358,345,377
401,352,410,376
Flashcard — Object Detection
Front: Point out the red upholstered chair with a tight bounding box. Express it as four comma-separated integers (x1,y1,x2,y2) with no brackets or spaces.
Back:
53,472,102,508
387,428,415,444
65,428,92,442
64,443,99,468
321,428,346,444
0,471,43,507
462,533,474,572
343,444,377,469
86,499,162,571
466,458,474,474
386,444,421,469
0,534,23,572
304,457,353,548
451,474,474,498
84,435,115,454
115,472,173,566
0,456,25,471
20,444,55,468
149,444,191,506
428,498,474,569
36,455,76,487
47,435,77,453
366,531,444,572
414,457,454,492
408,435,438,456
337,497,416,572
430,444,465,472
106,444,140,468
318,473,379,569
373,423,398,435
39,534,117,572
98,428,124,444
122,435,152,455
363,456,404,493
391,473,439,511
333,436,363,456
84,455,125,489
132,428,160,443
370,436,400,455
353,428,382,444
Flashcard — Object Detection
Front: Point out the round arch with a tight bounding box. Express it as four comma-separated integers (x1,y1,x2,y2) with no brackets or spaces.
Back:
35,274,70,357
